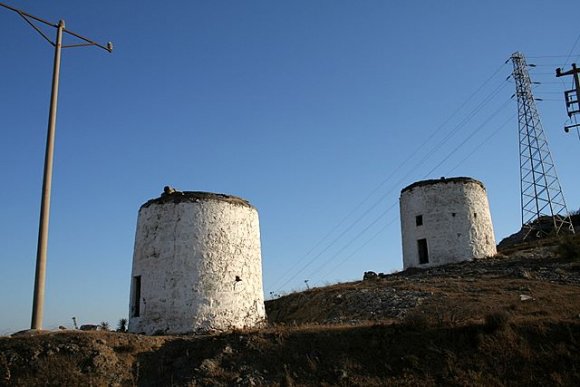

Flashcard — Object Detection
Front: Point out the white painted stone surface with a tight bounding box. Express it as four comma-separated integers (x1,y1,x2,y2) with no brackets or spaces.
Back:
399,177,497,270
128,192,265,335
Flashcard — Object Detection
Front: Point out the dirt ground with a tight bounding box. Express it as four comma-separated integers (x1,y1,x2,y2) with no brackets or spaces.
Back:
1,235,579,386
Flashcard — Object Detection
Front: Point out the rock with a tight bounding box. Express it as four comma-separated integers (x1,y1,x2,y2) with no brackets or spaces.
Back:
60,344,80,353
80,325,99,331
199,358,219,373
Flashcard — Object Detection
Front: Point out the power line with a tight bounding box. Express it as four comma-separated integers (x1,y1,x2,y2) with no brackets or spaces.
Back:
562,33,580,67
312,108,516,283
423,98,513,178
306,201,398,281
447,114,516,175
275,86,513,292
267,61,511,291
319,216,397,281
527,55,578,59
271,75,513,293
414,82,510,172
321,107,516,280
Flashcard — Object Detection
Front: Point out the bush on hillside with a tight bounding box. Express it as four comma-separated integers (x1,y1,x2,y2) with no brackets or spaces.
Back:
483,311,510,333
556,236,580,261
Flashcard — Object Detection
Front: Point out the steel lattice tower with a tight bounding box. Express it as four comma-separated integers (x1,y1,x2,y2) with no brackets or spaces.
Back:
510,52,575,239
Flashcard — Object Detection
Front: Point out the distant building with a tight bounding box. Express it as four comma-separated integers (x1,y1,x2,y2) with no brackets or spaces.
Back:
128,189,266,335
399,177,496,269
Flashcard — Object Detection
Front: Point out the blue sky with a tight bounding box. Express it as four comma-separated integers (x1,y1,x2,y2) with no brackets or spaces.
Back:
1,0,579,333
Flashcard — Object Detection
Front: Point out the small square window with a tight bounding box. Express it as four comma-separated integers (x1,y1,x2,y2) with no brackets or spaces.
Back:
415,215,423,226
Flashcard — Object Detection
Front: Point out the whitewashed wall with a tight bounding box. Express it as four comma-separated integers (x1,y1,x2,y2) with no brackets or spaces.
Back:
399,178,497,269
128,192,266,335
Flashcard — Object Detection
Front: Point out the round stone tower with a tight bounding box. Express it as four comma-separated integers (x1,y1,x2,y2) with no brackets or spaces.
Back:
128,188,266,335
399,177,496,270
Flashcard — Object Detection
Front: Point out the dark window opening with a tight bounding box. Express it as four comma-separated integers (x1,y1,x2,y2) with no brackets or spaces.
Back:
415,215,423,226
452,212,456,217
132,275,141,317
417,239,429,264
474,212,477,218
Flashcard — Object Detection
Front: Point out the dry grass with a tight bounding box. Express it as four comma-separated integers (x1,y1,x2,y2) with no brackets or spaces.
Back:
556,235,580,261
2,318,579,386
2,239,580,386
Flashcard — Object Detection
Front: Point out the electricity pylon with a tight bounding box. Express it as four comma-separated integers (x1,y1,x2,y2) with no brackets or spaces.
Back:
510,52,574,239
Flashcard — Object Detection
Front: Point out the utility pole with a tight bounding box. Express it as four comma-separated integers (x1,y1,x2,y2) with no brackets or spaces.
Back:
510,52,574,239
555,63,580,135
0,2,112,330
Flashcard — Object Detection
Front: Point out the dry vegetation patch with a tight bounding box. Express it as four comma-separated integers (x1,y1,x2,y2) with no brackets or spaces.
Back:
1,236,579,386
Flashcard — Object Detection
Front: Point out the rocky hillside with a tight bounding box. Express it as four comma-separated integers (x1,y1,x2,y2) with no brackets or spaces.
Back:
266,243,580,326
497,213,579,250
1,234,579,386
